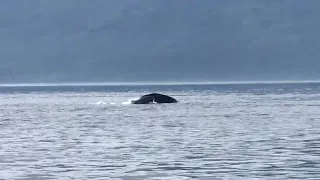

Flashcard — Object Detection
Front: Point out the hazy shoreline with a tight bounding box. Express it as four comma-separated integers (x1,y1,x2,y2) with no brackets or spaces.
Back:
1,80,320,87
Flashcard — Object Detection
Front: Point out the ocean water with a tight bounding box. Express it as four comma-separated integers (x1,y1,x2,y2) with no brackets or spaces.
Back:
0,82,319,180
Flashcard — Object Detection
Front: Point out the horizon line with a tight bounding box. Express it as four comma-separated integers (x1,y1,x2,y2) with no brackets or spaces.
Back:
1,80,320,87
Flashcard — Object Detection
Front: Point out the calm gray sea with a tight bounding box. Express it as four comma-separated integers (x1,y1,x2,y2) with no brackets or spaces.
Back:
0,83,319,180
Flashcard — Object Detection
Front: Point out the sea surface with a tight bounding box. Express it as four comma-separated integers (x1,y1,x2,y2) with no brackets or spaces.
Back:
0,82,319,180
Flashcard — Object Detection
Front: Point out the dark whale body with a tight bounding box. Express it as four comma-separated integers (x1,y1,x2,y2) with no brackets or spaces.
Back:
131,93,178,104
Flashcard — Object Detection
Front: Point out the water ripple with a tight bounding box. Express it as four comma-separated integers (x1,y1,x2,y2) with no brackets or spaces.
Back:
0,87,320,179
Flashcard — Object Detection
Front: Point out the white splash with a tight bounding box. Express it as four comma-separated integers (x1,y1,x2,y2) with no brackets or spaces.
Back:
122,97,139,105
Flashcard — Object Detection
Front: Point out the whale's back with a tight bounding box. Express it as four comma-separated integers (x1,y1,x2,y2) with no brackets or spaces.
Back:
132,93,178,104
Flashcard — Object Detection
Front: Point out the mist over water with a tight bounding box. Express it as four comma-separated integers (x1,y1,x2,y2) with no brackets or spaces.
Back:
0,83,319,179
1,0,320,82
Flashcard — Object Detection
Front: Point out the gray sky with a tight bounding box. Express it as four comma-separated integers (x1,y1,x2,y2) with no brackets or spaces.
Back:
1,0,320,83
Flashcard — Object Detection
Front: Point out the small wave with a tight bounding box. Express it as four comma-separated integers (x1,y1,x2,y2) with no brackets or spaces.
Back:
92,101,106,105
90,98,140,105
122,97,139,105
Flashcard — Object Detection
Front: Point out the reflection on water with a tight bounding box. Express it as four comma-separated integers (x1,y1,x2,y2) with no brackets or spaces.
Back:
0,85,320,179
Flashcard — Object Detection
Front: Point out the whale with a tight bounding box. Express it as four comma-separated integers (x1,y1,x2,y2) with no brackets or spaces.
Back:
131,93,178,104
